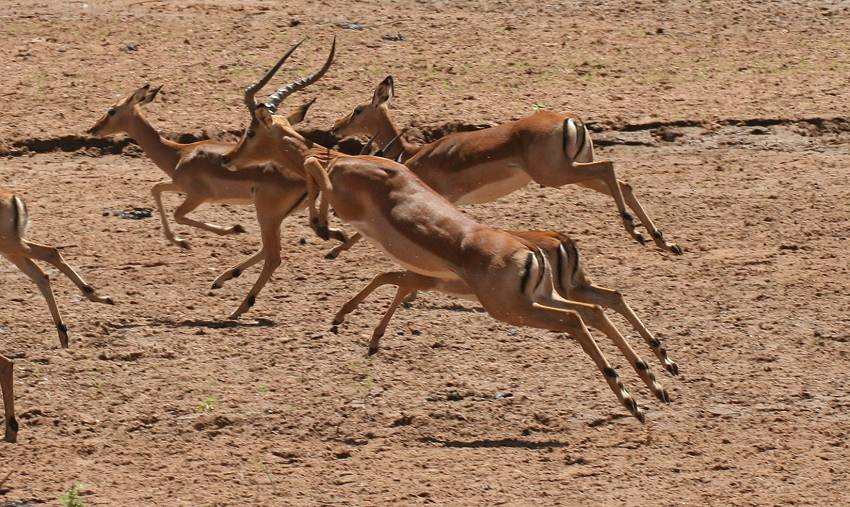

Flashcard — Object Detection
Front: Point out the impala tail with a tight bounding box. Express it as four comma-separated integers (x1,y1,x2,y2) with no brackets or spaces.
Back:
563,118,593,162
11,194,28,237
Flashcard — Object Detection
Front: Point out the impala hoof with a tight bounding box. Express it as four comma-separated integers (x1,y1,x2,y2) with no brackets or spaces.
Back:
635,233,647,246
231,224,247,234
176,240,191,250
103,297,116,305
666,361,680,376
670,243,684,255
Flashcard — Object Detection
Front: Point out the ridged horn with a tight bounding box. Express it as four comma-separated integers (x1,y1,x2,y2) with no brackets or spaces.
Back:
264,36,336,113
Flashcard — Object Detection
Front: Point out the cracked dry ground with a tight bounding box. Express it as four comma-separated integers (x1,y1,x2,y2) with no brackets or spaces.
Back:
2,0,850,505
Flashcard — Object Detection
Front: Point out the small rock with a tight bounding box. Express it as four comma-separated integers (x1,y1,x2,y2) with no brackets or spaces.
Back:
289,19,302,27
125,42,139,51
336,22,364,30
382,33,405,42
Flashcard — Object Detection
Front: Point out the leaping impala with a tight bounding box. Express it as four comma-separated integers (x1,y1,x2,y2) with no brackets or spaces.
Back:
220,45,675,421
0,190,114,348
331,76,682,255
1,354,16,443
89,41,348,318
88,48,316,250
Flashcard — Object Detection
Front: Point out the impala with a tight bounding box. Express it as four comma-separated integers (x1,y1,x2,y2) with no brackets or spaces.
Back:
331,76,682,255
221,44,674,421
0,190,114,348
1,354,16,443
90,41,346,319
88,45,315,250
332,229,678,376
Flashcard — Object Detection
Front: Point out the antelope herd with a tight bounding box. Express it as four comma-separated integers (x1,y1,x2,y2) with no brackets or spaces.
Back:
2,38,683,442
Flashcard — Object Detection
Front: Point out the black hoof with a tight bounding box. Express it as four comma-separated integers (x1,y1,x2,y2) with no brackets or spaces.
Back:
667,362,680,376
330,325,339,334
324,251,338,260
367,347,379,356
670,244,684,255
232,224,247,234
104,297,115,305
635,233,647,245
656,389,672,403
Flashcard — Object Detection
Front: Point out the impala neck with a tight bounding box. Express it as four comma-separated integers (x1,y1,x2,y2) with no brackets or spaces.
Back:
124,108,184,178
374,109,418,161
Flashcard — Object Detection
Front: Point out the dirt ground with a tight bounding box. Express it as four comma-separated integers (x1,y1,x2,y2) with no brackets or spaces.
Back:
2,0,850,505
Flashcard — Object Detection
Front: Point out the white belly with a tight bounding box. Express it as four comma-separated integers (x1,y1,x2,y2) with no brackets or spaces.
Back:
350,219,458,280
454,163,531,205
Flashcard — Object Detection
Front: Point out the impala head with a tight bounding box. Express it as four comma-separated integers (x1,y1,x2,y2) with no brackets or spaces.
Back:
331,76,394,139
222,38,336,170
88,84,162,137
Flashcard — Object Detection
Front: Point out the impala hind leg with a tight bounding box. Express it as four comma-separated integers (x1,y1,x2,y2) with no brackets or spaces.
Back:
151,181,190,249
174,196,246,238
532,160,641,245
21,241,114,305
520,302,645,422
0,355,17,443
577,179,682,254
5,255,68,347
212,248,265,289
538,295,670,402
570,284,679,376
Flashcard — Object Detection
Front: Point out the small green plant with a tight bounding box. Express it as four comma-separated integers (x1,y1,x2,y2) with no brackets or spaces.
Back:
198,396,217,413
60,483,85,507
531,102,546,112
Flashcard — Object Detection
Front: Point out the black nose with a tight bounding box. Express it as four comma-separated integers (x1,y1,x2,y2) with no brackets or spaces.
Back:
221,155,230,164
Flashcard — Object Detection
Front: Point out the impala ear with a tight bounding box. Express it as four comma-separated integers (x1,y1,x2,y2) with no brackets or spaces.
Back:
371,76,394,106
129,84,152,104
141,84,163,104
255,105,274,127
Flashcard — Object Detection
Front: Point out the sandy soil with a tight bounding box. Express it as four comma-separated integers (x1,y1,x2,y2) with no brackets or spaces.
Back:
1,1,849,505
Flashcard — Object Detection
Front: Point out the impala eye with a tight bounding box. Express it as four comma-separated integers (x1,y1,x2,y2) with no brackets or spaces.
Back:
246,129,255,138
107,108,116,116
354,105,364,115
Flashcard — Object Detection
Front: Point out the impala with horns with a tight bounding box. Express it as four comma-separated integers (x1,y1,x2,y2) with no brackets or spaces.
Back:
221,60,675,422
88,41,315,250
90,41,344,319
1,354,16,442
215,38,349,318
0,190,114,347
331,76,682,255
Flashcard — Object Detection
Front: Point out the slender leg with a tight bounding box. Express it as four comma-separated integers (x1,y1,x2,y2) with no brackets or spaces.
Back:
538,294,669,402
20,241,114,305
228,220,282,319
173,196,246,237
332,271,414,327
367,285,418,356
150,181,190,249
6,256,68,347
571,284,679,376
0,354,17,443
522,302,644,422
211,248,265,289
325,232,362,260
576,179,682,254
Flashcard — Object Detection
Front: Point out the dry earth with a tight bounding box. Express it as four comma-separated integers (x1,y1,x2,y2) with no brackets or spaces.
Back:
1,1,849,505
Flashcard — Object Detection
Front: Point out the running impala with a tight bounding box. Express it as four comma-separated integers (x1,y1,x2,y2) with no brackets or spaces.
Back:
90,41,347,319
88,42,315,250
0,190,114,348
221,42,676,421
332,76,682,255
1,354,16,442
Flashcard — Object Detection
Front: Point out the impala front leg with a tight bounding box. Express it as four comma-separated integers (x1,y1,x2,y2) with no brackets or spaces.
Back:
325,232,361,259
150,181,190,249
0,355,18,443
212,248,265,289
